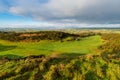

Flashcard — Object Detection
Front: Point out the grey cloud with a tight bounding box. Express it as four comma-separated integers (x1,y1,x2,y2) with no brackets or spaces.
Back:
1,0,120,24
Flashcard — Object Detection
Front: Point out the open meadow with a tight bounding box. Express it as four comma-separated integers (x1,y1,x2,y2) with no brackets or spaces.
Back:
0,35,102,58
0,30,120,80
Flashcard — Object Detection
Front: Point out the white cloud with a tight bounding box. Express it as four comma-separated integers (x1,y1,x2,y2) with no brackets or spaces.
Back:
1,22,120,29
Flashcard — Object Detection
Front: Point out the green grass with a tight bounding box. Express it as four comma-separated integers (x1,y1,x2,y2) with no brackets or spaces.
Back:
0,34,120,80
1,55,120,80
0,35,102,57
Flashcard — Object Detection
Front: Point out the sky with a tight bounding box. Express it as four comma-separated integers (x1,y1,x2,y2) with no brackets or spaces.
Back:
0,0,120,28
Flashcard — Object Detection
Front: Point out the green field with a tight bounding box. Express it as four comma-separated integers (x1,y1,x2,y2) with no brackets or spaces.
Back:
0,35,102,58
0,32,120,80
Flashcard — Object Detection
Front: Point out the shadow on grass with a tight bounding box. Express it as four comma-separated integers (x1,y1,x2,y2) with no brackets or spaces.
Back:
0,52,86,63
0,54,24,59
0,44,17,52
47,53,86,65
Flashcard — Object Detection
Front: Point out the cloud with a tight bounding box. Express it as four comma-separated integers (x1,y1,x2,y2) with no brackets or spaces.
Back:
2,23,120,29
1,0,120,24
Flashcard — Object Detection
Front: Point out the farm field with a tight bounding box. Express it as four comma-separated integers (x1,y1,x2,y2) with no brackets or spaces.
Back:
0,35,102,58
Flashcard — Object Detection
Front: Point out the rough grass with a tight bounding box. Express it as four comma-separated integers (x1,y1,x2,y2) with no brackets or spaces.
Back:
0,55,120,80
0,35,102,58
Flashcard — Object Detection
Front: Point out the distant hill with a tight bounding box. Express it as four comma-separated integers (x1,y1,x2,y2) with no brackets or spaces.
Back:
0,27,120,32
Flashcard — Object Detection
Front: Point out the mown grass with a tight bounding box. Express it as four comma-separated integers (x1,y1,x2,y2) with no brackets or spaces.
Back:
0,35,102,58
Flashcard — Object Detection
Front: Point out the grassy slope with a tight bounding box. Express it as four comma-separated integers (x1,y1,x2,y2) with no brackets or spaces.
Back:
1,34,120,80
0,35,102,57
0,55,120,80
